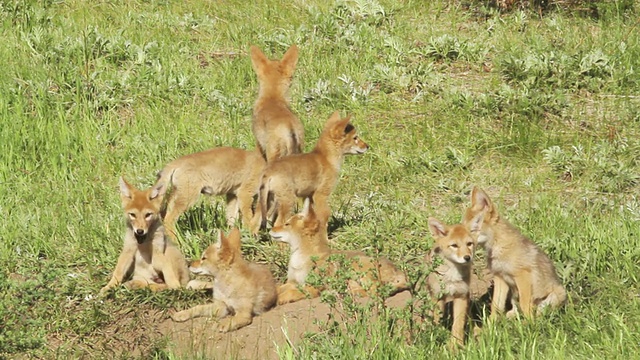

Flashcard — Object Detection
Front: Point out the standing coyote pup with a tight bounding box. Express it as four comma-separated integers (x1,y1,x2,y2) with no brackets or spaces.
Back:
425,216,482,347
463,187,567,319
270,201,408,305
100,177,190,294
259,111,369,228
250,44,304,162
171,228,277,332
155,147,265,238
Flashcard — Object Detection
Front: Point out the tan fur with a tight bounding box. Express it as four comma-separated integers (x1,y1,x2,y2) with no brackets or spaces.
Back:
250,44,304,163
171,228,277,332
425,217,481,347
269,201,408,305
100,177,190,295
259,111,369,228
462,186,567,319
155,147,265,238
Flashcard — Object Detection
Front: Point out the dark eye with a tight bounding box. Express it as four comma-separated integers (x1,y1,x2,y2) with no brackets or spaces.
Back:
201,256,207,261
450,244,459,248
284,222,290,227
128,213,136,218
145,212,153,219
467,242,474,247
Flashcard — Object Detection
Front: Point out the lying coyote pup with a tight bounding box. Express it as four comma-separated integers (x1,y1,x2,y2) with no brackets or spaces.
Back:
100,177,190,294
250,44,304,162
155,147,265,238
172,228,277,332
270,201,408,305
463,186,567,319
259,111,369,228
425,216,482,347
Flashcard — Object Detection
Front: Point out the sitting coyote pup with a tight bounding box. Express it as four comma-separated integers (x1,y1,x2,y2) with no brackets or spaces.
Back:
155,147,265,238
425,216,482,347
270,201,408,305
100,177,190,294
250,44,304,163
463,187,567,319
171,228,277,332
259,111,369,228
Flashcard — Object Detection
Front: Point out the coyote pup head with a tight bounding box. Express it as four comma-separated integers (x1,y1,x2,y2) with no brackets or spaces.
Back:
250,44,298,96
190,228,242,276
119,177,166,244
270,199,327,249
462,186,498,246
428,217,482,265
320,111,370,156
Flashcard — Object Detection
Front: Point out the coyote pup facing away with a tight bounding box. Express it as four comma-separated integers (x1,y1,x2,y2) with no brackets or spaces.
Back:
100,177,190,294
171,228,277,332
425,216,482,347
270,201,409,305
250,44,304,163
155,147,265,238
259,111,369,228
462,187,567,319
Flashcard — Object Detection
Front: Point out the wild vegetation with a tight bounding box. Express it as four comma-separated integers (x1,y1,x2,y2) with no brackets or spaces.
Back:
1,0,639,358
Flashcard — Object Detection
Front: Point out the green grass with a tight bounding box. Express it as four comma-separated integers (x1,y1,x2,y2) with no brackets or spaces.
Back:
1,0,639,358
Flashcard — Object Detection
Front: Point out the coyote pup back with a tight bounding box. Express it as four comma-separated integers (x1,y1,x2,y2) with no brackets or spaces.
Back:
250,44,304,162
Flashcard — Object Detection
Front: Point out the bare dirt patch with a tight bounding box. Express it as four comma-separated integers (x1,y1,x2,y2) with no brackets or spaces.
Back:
44,269,491,359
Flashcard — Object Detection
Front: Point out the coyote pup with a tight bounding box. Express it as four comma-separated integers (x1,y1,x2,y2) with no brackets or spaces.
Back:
155,147,265,238
463,187,567,319
270,201,408,305
100,177,190,294
250,44,304,162
425,216,482,347
259,111,369,228
171,228,277,332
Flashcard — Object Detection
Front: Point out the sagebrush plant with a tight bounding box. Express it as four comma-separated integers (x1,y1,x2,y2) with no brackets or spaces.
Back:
1,0,640,358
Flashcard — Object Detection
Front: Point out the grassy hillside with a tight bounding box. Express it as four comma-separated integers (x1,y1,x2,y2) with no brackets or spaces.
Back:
1,0,639,358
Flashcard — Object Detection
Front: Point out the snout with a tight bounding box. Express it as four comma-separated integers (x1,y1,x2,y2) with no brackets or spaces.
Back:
355,143,370,154
134,228,147,243
269,231,283,240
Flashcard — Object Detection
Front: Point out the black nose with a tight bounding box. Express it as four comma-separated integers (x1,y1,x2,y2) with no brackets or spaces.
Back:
136,229,145,236
464,255,471,262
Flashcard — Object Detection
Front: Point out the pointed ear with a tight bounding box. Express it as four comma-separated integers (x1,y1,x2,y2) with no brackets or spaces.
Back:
326,111,341,124
217,229,235,263
330,116,353,137
301,197,312,217
428,217,448,239
119,177,132,199
468,211,485,234
280,44,298,76
470,186,493,212
216,229,224,247
149,182,166,200
227,228,242,252
249,45,268,72
305,202,317,221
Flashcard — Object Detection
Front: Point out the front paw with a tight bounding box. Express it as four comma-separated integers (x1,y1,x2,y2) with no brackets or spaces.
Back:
171,311,191,322
216,318,233,332
277,290,303,305
99,284,114,296
187,279,213,290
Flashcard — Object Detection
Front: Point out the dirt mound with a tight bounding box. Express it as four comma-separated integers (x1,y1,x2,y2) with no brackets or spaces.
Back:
163,291,413,359
45,269,491,359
